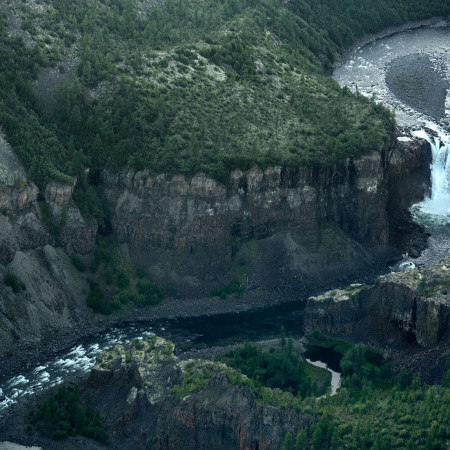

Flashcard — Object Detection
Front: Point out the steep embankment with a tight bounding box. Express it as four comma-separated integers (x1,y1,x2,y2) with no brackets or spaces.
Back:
5,337,313,450
103,131,430,296
303,256,450,381
0,135,97,372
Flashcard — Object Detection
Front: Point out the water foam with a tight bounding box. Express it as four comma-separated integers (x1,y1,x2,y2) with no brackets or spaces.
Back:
411,127,450,225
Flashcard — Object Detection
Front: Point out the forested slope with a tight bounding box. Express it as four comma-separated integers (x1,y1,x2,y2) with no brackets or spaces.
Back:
0,0,448,215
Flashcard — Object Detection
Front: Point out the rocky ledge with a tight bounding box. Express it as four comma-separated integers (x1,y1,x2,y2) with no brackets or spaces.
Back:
82,337,311,449
102,131,430,297
304,256,450,348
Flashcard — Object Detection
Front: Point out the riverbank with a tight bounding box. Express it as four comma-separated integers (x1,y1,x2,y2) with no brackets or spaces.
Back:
0,289,282,380
334,16,450,69
2,259,385,382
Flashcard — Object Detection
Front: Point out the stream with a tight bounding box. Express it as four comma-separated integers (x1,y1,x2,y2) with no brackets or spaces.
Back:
2,21,450,421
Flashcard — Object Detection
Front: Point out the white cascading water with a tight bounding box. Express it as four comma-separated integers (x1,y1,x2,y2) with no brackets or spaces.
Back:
411,127,450,225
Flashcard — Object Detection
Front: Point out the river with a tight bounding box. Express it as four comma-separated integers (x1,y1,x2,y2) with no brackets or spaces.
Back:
0,301,306,416
2,22,450,421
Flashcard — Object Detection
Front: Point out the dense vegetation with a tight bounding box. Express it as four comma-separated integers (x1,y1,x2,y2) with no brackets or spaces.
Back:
1,0,448,209
220,339,331,397
280,335,450,450
175,333,449,448
27,385,108,443
173,340,331,401
72,236,164,313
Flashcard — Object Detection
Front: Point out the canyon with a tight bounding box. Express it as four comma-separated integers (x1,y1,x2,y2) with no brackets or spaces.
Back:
0,130,432,372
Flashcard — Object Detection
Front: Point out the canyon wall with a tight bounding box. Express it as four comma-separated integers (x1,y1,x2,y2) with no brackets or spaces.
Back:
304,256,450,348
103,133,429,297
0,136,97,371
0,131,432,370
83,338,312,450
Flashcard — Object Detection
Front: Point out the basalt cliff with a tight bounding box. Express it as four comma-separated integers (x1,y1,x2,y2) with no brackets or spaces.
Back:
303,256,450,382
0,130,431,371
103,131,430,297
304,257,450,347
12,337,313,450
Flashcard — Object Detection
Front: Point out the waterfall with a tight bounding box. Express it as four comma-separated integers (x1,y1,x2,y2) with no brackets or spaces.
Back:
411,128,450,225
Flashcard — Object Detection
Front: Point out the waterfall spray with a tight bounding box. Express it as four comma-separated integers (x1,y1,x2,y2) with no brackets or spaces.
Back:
411,128,450,225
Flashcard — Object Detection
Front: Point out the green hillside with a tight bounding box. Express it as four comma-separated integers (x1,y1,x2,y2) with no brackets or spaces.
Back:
0,0,448,210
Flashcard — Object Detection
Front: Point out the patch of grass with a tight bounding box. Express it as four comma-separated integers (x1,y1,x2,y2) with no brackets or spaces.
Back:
210,279,243,299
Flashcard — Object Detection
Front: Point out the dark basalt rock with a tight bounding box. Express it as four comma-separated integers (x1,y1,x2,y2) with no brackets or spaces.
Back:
83,338,313,450
103,133,431,298
304,256,450,348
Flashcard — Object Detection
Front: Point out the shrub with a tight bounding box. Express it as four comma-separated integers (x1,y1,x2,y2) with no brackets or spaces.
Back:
86,279,109,314
210,279,243,299
71,254,86,272
117,271,130,289
4,273,26,293
136,281,164,306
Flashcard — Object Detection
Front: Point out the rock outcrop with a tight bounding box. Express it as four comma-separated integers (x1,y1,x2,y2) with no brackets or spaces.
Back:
387,132,431,252
304,257,450,347
103,133,429,296
84,337,312,450
0,245,95,371
0,135,97,370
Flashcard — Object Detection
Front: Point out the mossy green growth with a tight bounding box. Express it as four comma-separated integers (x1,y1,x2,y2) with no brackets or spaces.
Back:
380,256,450,303
95,336,176,372
308,283,369,309
173,359,233,399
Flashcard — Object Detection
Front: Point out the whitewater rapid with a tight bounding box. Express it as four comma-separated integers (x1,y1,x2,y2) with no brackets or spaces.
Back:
0,326,155,415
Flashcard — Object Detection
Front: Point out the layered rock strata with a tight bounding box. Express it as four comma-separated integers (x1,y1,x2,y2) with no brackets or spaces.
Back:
304,256,450,347
103,133,429,296
85,337,312,450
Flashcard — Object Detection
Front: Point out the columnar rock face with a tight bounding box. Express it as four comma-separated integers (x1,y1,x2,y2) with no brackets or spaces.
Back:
0,130,433,370
85,338,312,450
103,150,390,294
44,180,76,207
0,136,96,263
303,257,450,347
303,284,365,335
387,133,432,250
103,134,429,296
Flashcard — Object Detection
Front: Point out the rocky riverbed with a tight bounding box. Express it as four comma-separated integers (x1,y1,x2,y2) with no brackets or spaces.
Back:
334,21,450,130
